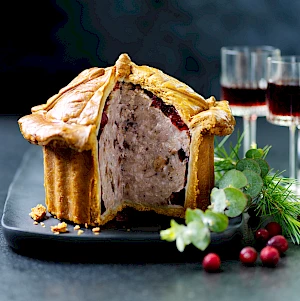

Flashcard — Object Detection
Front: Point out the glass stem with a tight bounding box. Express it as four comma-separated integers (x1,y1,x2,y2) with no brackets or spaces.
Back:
289,125,297,180
298,127,300,182
243,115,257,155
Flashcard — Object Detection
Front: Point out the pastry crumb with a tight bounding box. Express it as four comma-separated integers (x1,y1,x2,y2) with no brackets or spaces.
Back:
33,221,38,225
74,225,80,230
51,222,68,234
40,222,45,227
92,227,100,233
77,230,84,235
29,204,47,222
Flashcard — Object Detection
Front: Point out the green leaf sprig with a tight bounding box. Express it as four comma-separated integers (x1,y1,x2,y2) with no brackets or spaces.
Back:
161,131,300,252
160,162,248,252
214,133,300,244
160,208,231,252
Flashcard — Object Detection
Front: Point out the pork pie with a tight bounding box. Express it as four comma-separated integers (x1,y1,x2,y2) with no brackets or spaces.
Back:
18,53,235,226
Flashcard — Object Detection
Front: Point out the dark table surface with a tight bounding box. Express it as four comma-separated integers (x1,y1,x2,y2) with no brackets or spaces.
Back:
1,114,300,301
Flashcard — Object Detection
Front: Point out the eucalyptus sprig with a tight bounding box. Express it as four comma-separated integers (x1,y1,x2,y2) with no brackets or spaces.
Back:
160,209,229,252
160,162,249,252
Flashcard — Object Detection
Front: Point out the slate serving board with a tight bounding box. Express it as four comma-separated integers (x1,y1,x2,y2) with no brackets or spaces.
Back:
1,145,245,262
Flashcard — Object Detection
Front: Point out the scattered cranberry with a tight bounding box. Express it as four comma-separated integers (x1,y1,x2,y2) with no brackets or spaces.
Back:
266,221,282,237
260,246,280,267
267,235,289,254
239,246,258,265
202,253,221,272
255,228,270,243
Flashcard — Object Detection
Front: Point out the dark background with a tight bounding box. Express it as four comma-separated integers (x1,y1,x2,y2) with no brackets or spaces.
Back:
2,0,300,115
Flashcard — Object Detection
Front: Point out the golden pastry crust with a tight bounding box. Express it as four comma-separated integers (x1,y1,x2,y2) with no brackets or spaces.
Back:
18,53,235,226
19,54,234,151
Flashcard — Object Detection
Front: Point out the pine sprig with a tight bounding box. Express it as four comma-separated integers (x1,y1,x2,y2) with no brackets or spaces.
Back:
214,131,243,183
257,172,300,244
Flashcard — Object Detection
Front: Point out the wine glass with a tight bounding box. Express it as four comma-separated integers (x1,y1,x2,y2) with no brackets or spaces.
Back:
220,46,281,155
266,55,300,182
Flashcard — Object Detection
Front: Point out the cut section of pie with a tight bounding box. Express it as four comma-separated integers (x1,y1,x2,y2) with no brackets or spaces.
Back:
18,53,235,226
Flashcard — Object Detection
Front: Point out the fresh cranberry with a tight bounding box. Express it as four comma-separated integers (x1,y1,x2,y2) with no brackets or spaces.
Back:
266,221,282,237
202,253,221,272
267,235,289,254
260,246,280,267
255,228,270,243
239,246,258,265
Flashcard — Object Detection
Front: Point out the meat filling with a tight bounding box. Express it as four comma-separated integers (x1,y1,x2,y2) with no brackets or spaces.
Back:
98,83,190,213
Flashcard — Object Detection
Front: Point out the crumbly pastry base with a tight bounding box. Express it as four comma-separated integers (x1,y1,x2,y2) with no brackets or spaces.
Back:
18,53,235,227
43,144,101,226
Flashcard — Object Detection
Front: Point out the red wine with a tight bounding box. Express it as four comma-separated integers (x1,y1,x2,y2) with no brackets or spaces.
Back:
221,86,266,107
266,82,300,116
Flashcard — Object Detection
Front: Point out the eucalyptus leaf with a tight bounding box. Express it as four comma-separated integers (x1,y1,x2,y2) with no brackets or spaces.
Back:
185,208,204,224
160,227,176,242
160,219,186,242
176,236,187,252
210,187,227,213
187,221,211,251
245,148,264,159
202,209,229,232
254,158,270,178
242,169,264,198
236,158,261,175
223,187,248,217
218,169,248,189
169,220,192,252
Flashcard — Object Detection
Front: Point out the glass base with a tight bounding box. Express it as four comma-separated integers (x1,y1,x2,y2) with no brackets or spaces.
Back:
230,105,267,117
267,112,300,126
